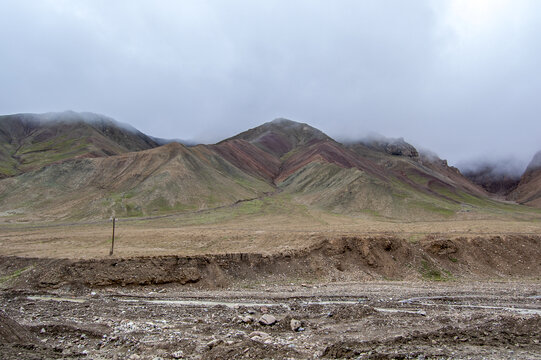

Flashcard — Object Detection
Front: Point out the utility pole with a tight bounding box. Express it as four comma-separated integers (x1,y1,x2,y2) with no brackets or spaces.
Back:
109,217,116,256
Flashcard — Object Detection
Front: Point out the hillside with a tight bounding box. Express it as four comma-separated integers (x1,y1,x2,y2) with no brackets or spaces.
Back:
218,120,513,218
0,111,159,178
277,136,495,218
510,151,541,207
0,141,273,219
0,114,534,221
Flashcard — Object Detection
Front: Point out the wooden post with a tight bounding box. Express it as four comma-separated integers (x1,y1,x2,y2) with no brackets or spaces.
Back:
109,217,116,256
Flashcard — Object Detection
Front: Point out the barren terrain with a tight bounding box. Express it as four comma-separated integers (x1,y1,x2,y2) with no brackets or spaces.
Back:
1,207,541,359
1,281,540,359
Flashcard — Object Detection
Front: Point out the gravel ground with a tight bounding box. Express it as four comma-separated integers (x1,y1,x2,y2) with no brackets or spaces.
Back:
1,281,540,359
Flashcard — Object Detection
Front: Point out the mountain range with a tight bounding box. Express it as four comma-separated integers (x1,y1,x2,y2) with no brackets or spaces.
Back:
0,111,540,221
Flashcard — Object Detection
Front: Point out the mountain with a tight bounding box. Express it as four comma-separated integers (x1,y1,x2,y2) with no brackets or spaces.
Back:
278,135,491,218
224,118,330,158
0,141,273,219
509,151,541,207
461,164,521,196
0,114,524,221
217,119,496,218
0,111,159,178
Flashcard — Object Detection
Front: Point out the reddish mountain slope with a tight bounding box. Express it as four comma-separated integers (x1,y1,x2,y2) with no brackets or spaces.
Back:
211,139,281,181
224,118,330,157
276,139,388,182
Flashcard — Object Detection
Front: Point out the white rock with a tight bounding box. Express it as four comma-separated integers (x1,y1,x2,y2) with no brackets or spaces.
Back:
239,315,254,323
171,350,184,359
249,331,270,339
259,314,277,326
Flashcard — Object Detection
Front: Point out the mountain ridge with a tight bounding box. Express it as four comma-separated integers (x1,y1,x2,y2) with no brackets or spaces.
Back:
0,111,159,178
0,112,538,221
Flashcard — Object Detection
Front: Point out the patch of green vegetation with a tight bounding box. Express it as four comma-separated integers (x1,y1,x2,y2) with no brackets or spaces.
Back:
235,199,264,215
205,195,220,206
280,147,302,162
148,196,169,211
407,233,425,243
432,184,484,206
388,177,460,216
233,176,262,191
449,256,458,263
359,208,381,217
11,136,91,173
391,191,408,200
0,266,33,285
28,135,90,154
125,203,143,217
279,162,345,194
406,173,429,186
430,183,541,217
145,192,317,227
410,200,456,217
147,196,198,214
420,260,452,281
0,162,18,176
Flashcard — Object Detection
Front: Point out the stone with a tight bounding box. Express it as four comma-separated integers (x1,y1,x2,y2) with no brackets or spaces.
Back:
239,315,254,323
249,331,269,338
171,350,184,359
206,339,223,350
290,319,302,332
258,314,277,326
249,331,270,342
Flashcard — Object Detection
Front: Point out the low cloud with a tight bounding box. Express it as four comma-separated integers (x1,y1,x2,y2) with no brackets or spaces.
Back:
1,1,540,167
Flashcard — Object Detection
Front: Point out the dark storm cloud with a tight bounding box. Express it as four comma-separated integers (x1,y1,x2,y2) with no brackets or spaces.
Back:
1,0,540,166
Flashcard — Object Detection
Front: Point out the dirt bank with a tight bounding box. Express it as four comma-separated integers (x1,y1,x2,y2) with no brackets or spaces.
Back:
1,235,540,290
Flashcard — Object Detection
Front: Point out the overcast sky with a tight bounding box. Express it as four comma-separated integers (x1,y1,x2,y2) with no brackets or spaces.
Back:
1,0,540,170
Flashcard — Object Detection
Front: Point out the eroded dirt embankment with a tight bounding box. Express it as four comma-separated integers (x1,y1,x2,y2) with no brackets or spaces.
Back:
1,235,540,289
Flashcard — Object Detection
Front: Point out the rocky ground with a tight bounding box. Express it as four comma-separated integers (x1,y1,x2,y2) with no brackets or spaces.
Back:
1,281,540,359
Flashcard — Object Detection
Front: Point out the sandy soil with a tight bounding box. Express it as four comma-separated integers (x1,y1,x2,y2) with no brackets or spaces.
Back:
2,212,541,259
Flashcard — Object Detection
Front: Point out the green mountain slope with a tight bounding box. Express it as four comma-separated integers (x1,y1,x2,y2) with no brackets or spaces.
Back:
0,111,159,178
0,142,273,219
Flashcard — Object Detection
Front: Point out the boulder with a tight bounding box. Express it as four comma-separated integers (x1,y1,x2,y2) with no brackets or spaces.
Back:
258,314,277,326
